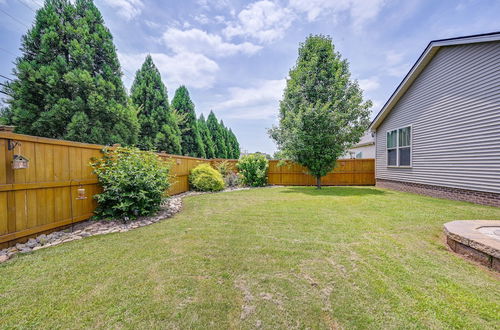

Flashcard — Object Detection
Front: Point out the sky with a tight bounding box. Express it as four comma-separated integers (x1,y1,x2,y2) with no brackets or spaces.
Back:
1,0,500,154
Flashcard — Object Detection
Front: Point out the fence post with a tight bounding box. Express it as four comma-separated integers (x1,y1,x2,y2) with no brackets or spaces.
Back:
3,139,16,240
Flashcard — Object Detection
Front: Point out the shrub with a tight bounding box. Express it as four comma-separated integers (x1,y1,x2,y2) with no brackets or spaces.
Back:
91,147,171,220
216,160,240,187
237,153,268,187
224,172,241,188
189,163,225,192
216,160,232,177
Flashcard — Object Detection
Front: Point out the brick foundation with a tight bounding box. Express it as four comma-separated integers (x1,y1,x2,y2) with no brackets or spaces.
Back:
376,179,500,207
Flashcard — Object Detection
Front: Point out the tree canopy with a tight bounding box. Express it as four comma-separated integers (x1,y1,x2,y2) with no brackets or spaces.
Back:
4,0,138,145
197,114,216,159
171,86,205,158
269,35,371,188
206,111,227,158
130,55,181,154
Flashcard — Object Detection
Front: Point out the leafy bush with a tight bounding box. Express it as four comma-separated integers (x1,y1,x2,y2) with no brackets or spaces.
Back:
189,163,225,192
216,160,232,177
216,160,240,187
224,172,241,188
237,154,268,187
91,147,171,220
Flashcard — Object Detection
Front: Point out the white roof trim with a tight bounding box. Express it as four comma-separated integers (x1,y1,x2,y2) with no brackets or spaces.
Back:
369,32,500,131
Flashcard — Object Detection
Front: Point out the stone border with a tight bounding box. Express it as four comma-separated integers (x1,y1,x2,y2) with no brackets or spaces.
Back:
443,220,500,272
0,187,255,263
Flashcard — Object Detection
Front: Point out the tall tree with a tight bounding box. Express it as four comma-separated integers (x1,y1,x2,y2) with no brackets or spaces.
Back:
130,55,181,154
228,128,240,158
220,120,231,159
269,35,371,188
206,111,226,158
171,86,205,157
198,114,216,159
4,0,138,145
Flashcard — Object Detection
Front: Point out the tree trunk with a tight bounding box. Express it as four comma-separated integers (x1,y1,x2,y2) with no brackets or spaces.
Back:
316,176,321,189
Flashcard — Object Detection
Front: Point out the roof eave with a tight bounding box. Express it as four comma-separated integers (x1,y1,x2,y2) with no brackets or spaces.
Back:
369,32,500,131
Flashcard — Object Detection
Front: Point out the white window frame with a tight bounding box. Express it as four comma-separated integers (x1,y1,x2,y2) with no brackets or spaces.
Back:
386,125,412,168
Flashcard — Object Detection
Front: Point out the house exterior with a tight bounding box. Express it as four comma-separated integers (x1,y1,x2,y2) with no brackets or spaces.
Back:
341,132,375,159
369,32,500,207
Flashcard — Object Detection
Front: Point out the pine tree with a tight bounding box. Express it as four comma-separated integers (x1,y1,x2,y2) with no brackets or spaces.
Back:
4,0,138,145
171,86,205,158
198,114,216,158
228,128,240,158
220,120,231,159
130,55,181,154
206,111,227,158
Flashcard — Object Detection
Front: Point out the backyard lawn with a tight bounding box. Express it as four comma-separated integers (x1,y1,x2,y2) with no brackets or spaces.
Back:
1,186,499,329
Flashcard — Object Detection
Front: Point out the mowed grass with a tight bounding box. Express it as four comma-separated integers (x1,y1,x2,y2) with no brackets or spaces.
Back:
1,187,499,329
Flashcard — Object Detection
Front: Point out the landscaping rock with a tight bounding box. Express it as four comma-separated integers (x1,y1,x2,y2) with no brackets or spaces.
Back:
26,238,38,248
0,254,9,263
15,243,26,250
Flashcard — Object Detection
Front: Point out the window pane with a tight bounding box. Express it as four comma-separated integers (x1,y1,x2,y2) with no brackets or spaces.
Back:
387,130,397,148
399,126,411,147
399,147,411,166
388,149,397,166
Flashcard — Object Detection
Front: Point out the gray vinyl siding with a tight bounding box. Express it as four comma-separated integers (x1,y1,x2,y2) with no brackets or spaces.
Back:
375,41,500,194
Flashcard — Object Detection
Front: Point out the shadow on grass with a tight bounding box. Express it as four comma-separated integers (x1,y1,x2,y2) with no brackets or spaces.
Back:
278,186,386,196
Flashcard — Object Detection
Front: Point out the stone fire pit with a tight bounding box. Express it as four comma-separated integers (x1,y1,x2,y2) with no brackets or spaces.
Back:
444,220,500,272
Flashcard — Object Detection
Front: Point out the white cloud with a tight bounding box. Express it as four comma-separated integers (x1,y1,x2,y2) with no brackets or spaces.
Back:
101,0,144,20
358,77,380,92
384,50,410,77
385,50,405,66
193,14,210,25
223,0,295,43
162,28,262,57
118,52,219,90
213,79,286,119
289,0,386,30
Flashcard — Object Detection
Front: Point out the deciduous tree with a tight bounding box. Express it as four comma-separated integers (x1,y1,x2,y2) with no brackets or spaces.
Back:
269,35,371,188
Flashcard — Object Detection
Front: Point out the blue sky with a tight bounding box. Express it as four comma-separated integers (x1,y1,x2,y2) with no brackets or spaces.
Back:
1,0,499,154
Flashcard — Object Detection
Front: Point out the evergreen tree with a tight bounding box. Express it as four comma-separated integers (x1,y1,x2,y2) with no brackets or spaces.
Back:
228,128,240,158
198,114,216,158
206,111,227,158
4,0,138,145
130,55,181,154
171,86,205,157
269,35,371,188
220,120,231,159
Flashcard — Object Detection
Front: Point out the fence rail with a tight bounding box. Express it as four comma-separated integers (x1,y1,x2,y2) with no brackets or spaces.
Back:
0,132,374,247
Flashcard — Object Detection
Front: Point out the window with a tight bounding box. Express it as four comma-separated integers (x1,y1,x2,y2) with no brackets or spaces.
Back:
355,152,363,159
387,126,411,167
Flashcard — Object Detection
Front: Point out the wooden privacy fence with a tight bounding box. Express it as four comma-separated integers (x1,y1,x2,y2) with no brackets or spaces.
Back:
0,132,215,248
267,159,375,186
216,159,375,186
0,131,374,247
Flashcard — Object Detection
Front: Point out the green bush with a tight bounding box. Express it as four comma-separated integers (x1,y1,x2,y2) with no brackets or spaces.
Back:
216,160,232,177
237,154,268,187
189,164,225,192
91,147,171,220
216,160,241,187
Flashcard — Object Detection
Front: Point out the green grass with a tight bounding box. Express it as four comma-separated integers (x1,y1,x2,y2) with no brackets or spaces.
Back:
1,187,499,329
